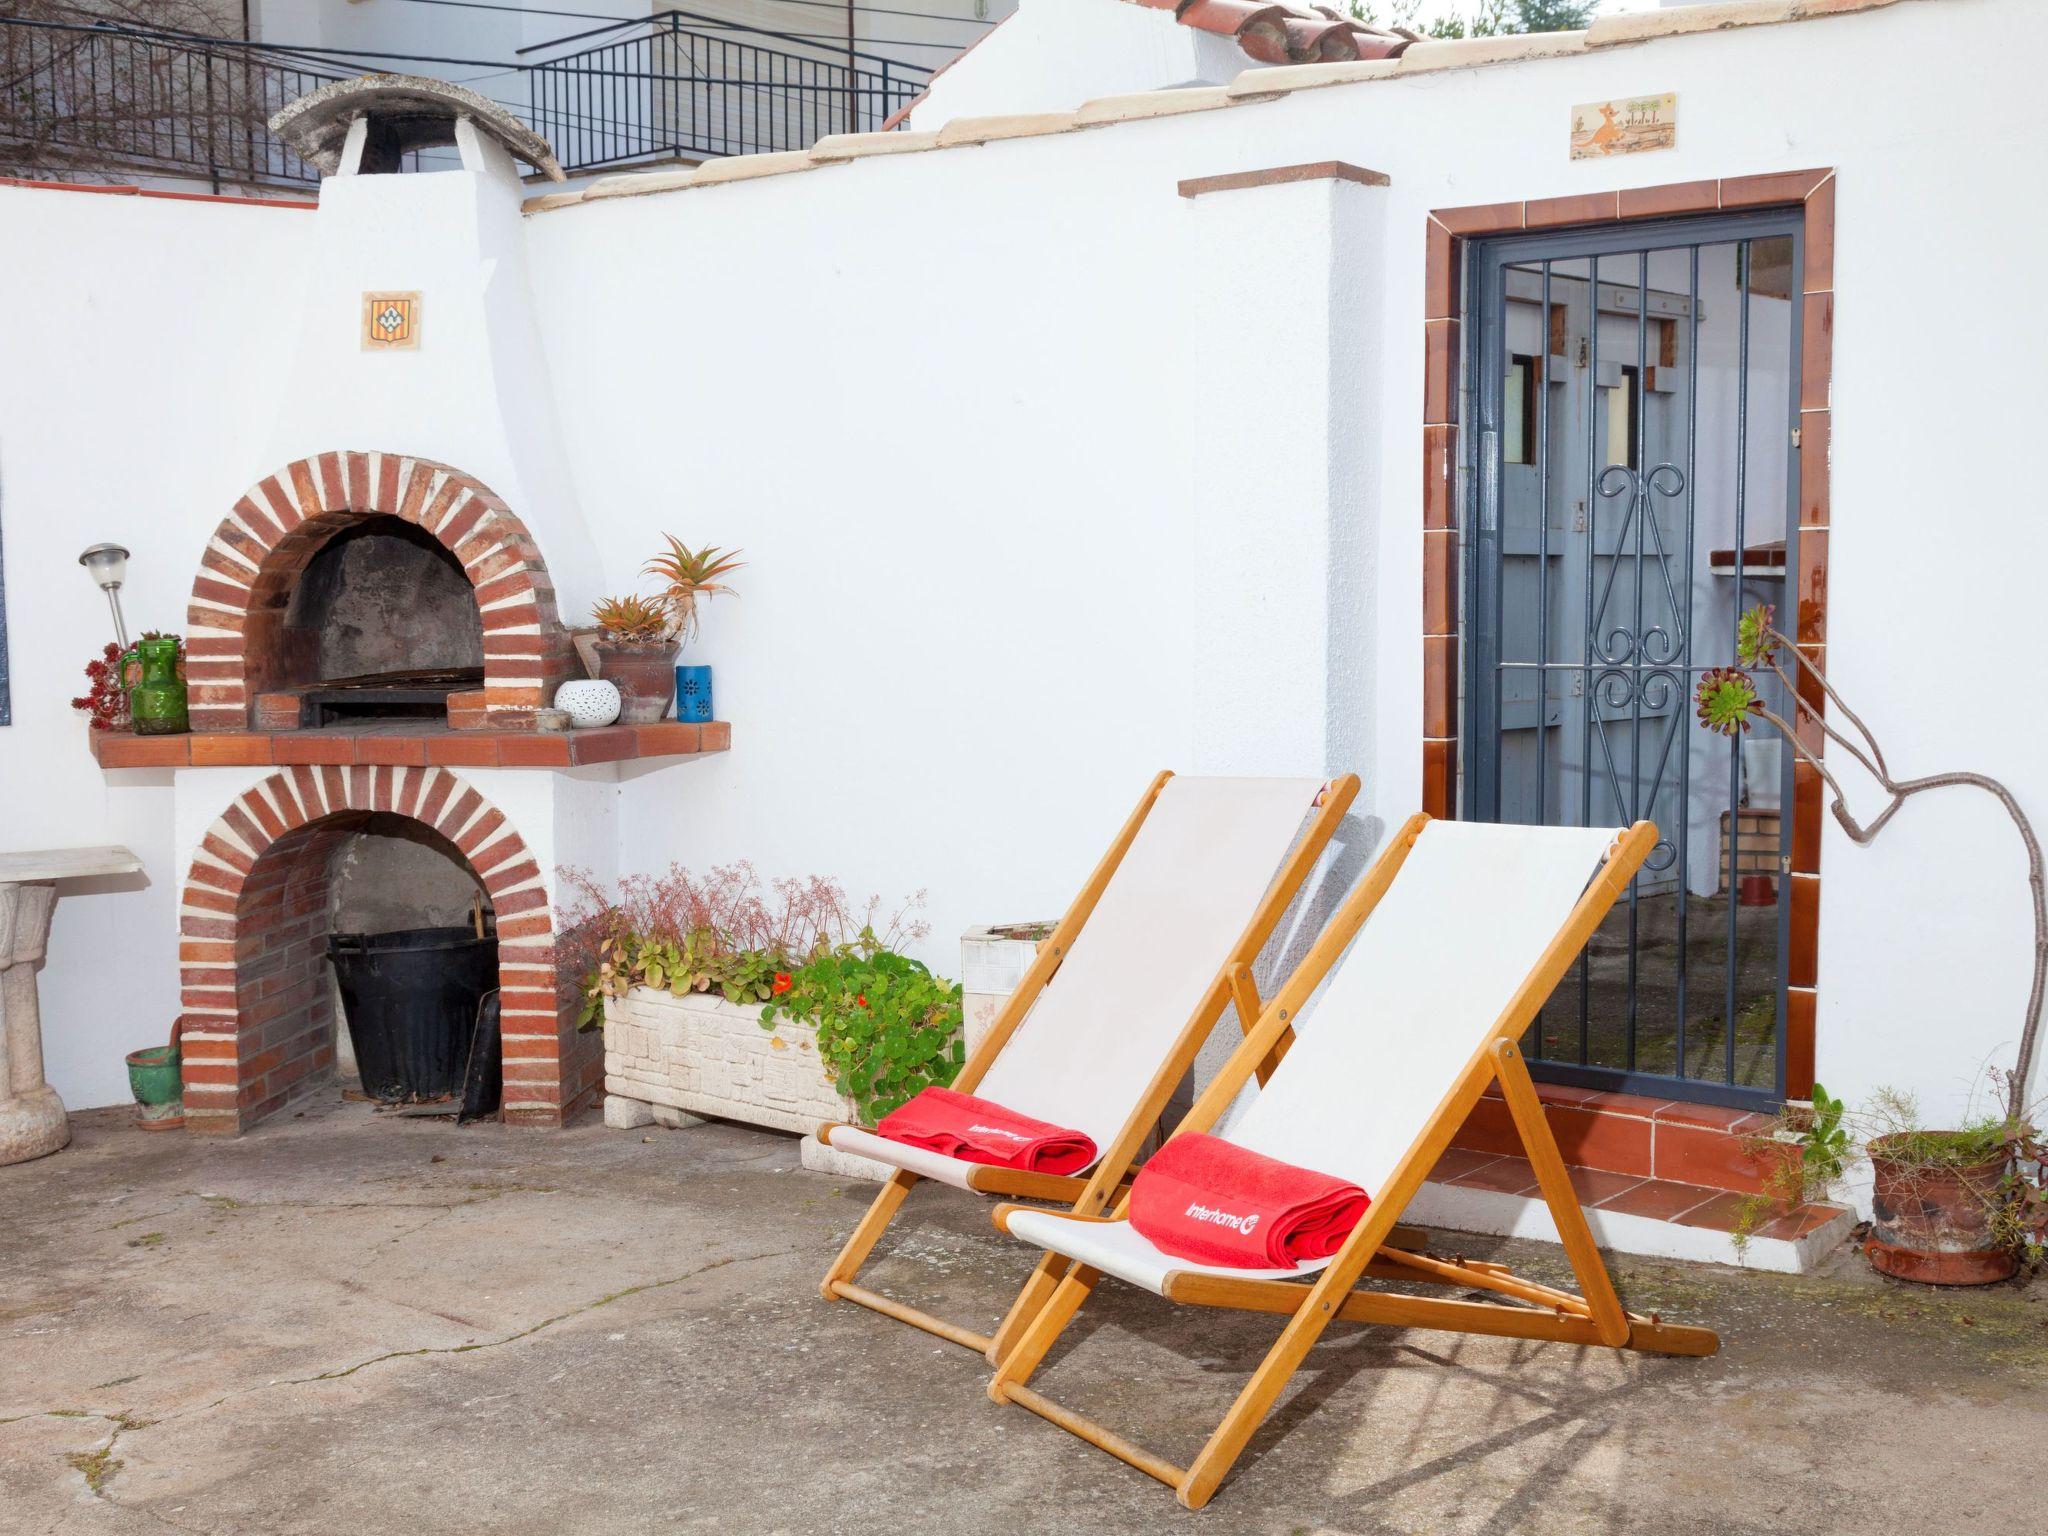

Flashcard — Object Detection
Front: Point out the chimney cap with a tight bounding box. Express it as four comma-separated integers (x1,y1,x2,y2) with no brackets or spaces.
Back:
271,74,567,183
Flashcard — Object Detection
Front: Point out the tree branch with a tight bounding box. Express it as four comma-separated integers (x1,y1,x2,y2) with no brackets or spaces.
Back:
1757,631,2045,1117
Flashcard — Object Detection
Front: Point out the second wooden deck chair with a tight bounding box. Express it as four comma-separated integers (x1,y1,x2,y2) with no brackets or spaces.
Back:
815,769,1359,1363
987,814,1721,1508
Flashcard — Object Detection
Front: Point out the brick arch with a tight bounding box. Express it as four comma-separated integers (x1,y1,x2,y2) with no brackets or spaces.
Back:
185,451,569,731
177,764,593,1134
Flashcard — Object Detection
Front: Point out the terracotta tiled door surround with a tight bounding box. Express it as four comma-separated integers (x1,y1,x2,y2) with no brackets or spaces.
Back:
1424,172,1835,1107
179,765,598,1133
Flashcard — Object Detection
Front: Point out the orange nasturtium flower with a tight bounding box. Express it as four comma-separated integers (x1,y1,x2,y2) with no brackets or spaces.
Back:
771,972,792,996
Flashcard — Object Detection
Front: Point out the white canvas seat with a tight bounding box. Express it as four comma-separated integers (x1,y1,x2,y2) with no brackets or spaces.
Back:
985,814,1720,1510
1002,820,1621,1294
825,774,1325,1183
815,770,1360,1362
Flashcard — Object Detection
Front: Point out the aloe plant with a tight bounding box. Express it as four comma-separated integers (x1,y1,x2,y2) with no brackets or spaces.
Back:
591,594,673,644
1696,604,2045,1117
643,536,744,645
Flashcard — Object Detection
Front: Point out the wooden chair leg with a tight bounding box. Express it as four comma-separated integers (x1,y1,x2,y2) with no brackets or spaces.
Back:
1492,1039,1630,1347
988,1264,1099,1399
820,1168,917,1301
986,1251,1070,1364
1177,1254,1355,1509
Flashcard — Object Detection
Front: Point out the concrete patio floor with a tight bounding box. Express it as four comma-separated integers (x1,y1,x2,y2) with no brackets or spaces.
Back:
5,1098,2045,1536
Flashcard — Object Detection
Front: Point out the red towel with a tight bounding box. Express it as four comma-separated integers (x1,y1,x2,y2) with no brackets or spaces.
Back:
873,1087,1098,1175
1128,1132,1369,1269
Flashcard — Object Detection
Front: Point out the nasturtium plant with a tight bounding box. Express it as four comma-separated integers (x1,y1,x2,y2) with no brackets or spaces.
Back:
761,942,965,1123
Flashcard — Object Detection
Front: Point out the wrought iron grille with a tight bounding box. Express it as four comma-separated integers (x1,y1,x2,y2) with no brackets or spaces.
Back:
1464,210,1806,1109
527,12,929,170
0,19,342,189
2,14,933,191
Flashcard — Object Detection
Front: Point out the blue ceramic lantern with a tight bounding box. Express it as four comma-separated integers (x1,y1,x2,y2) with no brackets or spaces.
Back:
674,664,714,723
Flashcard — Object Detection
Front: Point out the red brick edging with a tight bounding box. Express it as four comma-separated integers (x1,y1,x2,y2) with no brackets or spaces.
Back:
186,451,576,732
179,764,594,1132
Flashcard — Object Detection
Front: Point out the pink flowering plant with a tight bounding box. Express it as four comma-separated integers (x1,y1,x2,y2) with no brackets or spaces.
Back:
559,861,963,1120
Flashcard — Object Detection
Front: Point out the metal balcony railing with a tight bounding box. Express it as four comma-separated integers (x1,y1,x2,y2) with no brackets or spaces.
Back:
525,11,929,171
1,13,932,192
0,18,343,189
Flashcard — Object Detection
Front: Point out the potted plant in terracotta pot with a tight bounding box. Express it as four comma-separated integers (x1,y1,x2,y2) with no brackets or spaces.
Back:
1858,1084,2042,1284
590,594,678,725
1696,604,2046,1284
644,536,743,726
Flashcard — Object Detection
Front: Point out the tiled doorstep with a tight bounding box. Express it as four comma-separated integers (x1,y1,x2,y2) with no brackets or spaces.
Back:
1411,1161,1856,1275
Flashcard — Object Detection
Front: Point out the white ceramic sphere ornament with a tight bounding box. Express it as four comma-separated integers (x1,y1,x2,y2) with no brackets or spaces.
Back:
555,679,622,728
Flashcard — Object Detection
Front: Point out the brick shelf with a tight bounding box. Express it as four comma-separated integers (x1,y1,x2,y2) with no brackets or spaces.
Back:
90,719,730,770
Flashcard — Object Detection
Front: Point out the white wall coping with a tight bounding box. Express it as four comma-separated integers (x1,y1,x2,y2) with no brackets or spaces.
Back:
520,0,1919,215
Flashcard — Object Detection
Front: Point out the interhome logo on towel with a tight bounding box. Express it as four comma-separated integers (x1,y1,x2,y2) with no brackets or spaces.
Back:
968,1125,1030,1141
1184,1202,1261,1237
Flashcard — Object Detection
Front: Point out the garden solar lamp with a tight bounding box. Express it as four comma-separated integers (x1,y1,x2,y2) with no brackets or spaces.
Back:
78,542,133,650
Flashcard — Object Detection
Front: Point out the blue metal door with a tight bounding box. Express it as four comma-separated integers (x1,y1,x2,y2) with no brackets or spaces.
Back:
1465,211,1804,1109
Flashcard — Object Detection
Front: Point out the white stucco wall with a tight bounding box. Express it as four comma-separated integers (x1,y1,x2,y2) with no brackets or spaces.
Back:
906,0,1245,127
6,0,2046,1134
524,0,2048,1126
0,188,310,1109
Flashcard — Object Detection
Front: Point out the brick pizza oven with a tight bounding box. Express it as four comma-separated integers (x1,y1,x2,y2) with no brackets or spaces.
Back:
185,451,579,733
97,79,731,1135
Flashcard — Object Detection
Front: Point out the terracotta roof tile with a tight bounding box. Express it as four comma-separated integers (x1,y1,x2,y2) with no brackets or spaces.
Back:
1135,0,1414,65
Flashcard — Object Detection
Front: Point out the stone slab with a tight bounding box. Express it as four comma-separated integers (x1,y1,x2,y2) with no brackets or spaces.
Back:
0,845,142,883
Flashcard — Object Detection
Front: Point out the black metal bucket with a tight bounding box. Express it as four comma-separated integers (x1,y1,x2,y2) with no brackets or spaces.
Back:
328,927,498,1102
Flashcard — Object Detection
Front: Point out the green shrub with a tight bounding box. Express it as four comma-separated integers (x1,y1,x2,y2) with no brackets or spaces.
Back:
762,943,964,1123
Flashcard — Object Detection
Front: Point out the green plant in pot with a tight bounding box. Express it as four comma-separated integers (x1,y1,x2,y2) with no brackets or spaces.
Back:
1731,1082,1853,1253
590,594,679,725
1697,603,2046,1283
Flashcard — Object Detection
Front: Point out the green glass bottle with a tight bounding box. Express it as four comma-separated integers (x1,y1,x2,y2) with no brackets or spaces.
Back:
124,636,189,736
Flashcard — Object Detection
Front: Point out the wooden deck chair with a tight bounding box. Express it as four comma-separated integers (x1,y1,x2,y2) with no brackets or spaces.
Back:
816,769,1360,1364
986,814,1720,1508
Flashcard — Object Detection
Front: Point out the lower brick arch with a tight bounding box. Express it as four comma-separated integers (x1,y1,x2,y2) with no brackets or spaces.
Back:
177,764,595,1132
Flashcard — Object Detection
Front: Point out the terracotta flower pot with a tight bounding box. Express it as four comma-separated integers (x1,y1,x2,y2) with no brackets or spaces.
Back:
594,640,679,724
1866,1134,2018,1286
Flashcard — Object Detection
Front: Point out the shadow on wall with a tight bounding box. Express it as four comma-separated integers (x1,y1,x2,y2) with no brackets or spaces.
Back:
1268,809,1383,989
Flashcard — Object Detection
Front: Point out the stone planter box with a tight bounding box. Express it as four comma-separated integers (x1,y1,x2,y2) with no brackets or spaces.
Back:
603,988,852,1134
960,921,1052,1058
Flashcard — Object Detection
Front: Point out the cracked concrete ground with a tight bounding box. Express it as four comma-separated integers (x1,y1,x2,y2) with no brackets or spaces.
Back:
4,1097,2046,1536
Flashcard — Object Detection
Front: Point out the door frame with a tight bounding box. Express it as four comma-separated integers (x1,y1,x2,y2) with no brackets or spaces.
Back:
1422,171,1836,1102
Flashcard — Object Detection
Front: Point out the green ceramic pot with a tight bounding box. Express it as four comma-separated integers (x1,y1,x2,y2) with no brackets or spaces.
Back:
123,635,189,736
126,1044,183,1108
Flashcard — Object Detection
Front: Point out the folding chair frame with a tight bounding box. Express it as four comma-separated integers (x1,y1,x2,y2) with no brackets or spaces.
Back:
818,768,1362,1363
986,814,1720,1508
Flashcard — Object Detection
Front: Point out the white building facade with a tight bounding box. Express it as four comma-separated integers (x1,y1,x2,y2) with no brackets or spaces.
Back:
1,0,2038,1190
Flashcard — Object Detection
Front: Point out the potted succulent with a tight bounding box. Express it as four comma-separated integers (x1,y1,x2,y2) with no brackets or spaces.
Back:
590,595,679,725
644,536,744,648
1696,604,2046,1282
1859,1087,2034,1284
644,536,743,725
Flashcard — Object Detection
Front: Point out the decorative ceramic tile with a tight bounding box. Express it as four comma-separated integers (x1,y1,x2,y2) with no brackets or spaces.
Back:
361,291,422,350
1570,93,1677,160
